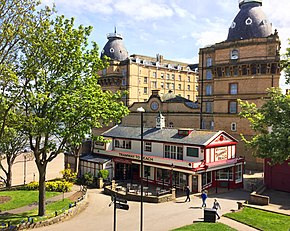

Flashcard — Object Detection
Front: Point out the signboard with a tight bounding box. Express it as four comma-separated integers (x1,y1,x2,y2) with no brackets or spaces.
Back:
215,147,227,161
116,202,129,210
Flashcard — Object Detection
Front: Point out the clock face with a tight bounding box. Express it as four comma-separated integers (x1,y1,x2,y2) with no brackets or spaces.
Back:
150,101,159,111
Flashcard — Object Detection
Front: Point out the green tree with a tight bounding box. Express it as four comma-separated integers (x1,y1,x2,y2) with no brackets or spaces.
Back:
239,88,290,165
0,127,28,188
0,0,52,139
19,15,129,216
281,39,290,84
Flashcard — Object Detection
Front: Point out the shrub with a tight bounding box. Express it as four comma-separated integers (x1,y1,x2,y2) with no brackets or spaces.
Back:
24,181,73,192
78,172,94,186
60,165,77,183
98,170,109,179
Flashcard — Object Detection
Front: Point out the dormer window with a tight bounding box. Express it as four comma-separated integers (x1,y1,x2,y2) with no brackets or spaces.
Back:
178,129,193,136
231,49,239,60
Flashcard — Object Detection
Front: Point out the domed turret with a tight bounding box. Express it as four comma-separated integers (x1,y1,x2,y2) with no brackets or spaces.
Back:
101,29,129,61
227,0,272,42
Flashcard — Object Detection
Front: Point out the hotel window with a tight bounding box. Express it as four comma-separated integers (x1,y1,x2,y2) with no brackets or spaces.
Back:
178,84,181,90
144,166,151,178
205,102,213,113
178,75,181,81
229,83,238,94
171,74,175,80
229,101,237,114
122,78,126,86
122,69,127,77
261,64,267,74
144,77,148,84
114,139,131,149
216,168,233,180
235,165,243,183
144,87,148,94
187,85,190,90
202,172,212,186
152,81,157,88
251,64,257,75
242,65,248,75
187,95,190,100
169,122,174,128
166,73,170,79
205,84,212,95
233,66,238,76
153,71,157,78
231,122,237,132
172,83,175,89
161,73,164,79
187,147,199,157
187,76,190,82
225,67,230,77
166,83,170,89
206,70,212,80
206,57,212,67
161,82,164,88
144,142,152,152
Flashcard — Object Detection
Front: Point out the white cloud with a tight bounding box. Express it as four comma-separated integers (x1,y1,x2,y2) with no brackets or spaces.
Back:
114,0,174,21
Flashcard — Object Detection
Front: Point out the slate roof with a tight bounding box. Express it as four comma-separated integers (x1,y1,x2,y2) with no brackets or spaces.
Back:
102,125,225,146
80,154,111,163
101,32,129,61
227,0,272,42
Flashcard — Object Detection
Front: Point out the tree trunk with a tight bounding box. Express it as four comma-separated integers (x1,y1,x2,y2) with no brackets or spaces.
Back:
38,164,47,216
74,146,81,174
6,164,12,188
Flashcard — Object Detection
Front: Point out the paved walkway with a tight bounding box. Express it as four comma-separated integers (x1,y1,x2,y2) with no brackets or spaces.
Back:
2,186,290,230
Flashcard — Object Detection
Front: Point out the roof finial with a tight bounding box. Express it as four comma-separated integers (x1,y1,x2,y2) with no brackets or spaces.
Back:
114,26,117,34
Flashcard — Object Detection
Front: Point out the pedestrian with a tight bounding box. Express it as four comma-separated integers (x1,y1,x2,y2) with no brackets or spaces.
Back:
201,190,207,207
212,198,221,219
185,186,190,202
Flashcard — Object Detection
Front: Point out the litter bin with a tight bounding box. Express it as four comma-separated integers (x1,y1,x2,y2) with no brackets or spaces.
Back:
204,208,216,222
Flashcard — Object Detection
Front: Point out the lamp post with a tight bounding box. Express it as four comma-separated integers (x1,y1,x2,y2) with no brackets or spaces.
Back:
170,164,174,189
137,107,145,231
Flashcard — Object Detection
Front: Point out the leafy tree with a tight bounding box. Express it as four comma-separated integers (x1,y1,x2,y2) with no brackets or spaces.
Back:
0,0,52,139
281,39,290,84
18,14,129,216
239,88,290,165
98,169,109,179
0,124,28,188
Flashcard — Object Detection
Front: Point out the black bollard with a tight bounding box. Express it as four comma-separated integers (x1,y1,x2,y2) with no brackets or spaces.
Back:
55,211,58,217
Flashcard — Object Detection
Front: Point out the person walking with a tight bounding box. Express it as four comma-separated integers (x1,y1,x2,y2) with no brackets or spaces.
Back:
185,186,191,202
212,198,221,219
201,190,207,207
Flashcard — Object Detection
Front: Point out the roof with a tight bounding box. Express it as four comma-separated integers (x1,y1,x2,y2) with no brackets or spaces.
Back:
102,125,232,146
227,0,272,42
80,154,111,164
101,32,129,61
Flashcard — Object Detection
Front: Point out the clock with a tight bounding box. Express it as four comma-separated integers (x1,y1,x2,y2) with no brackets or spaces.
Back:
150,101,159,111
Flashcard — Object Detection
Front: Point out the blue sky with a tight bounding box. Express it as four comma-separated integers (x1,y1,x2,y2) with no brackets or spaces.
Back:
42,0,290,89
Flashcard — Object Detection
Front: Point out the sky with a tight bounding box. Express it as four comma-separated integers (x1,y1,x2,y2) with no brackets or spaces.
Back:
41,0,290,89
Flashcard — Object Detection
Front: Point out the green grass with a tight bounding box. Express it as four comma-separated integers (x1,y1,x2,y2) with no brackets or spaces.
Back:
0,190,60,211
0,198,72,226
224,207,290,231
172,222,237,231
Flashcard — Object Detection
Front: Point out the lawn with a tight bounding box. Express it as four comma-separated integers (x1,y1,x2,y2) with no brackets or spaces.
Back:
0,198,72,226
0,190,60,211
224,207,290,231
172,222,237,231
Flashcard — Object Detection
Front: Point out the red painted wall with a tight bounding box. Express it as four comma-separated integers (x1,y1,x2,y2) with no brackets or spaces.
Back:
264,159,290,192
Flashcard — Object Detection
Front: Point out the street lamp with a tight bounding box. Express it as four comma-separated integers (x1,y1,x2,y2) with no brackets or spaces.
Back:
137,106,145,231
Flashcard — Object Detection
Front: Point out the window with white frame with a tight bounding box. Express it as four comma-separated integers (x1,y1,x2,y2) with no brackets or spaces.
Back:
164,145,183,160
202,172,212,186
178,75,181,81
161,82,164,88
114,139,131,149
144,77,148,84
187,76,190,82
231,122,237,131
216,168,233,180
171,83,175,89
205,102,213,113
171,74,175,80
166,83,170,89
152,81,157,88
153,72,157,78
187,85,190,90
235,164,243,183
144,142,152,152
144,87,148,94
230,83,238,94
178,84,181,90
161,73,164,79
166,73,170,79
